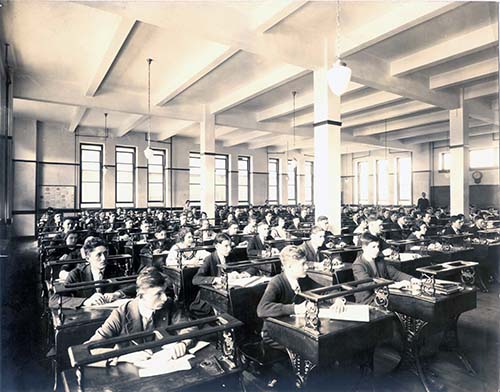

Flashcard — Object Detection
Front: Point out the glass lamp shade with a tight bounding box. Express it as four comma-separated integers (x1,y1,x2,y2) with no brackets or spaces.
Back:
327,60,352,96
144,146,155,161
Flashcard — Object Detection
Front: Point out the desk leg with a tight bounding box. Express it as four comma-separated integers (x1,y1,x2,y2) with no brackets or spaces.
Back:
440,315,476,375
285,349,317,389
395,312,433,392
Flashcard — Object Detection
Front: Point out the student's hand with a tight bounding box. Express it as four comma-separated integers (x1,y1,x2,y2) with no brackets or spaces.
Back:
239,271,251,278
153,249,161,255
330,298,346,314
171,342,187,359
399,280,411,289
271,248,280,256
83,293,106,306
382,248,393,257
228,271,240,280
212,277,223,286
103,291,123,303
294,302,307,315
59,254,68,261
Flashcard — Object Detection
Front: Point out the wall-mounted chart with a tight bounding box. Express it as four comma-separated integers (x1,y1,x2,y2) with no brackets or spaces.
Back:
39,185,75,209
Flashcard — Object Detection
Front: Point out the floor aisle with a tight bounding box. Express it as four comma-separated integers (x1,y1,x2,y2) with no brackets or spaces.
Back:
1,238,499,391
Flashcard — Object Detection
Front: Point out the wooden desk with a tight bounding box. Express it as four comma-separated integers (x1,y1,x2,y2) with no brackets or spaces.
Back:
163,265,200,307
385,255,432,276
388,287,477,392
321,246,361,264
265,307,394,388
426,247,475,263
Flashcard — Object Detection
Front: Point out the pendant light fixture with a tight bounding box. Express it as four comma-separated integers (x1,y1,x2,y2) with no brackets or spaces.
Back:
327,0,352,96
290,91,298,169
144,58,155,162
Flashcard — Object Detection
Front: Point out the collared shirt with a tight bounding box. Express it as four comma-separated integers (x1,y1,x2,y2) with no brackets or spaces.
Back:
91,268,104,293
363,255,378,278
138,300,155,331
284,272,301,295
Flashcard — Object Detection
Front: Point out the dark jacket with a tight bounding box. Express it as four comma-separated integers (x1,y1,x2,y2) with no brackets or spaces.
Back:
352,254,412,304
247,235,266,257
87,297,192,347
257,272,319,319
299,240,320,262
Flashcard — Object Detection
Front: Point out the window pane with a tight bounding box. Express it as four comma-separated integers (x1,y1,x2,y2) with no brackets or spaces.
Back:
358,161,369,203
470,148,498,168
116,163,133,172
190,184,201,201
398,157,411,202
82,183,100,203
215,186,226,202
440,152,450,171
239,186,248,202
82,150,100,162
239,175,248,186
377,160,389,204
116,183,133,202
151,154,163,165
81,162,100,171
148,165,162,174
215,174,226,185
269,187,277,201
149,173,163,183
215,158,226,169
190,174,200,185
149,183,163,201
117,171,133,183
116,152,133,164
81,170,100,182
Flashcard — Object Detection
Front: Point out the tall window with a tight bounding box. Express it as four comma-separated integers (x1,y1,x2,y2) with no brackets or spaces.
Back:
439,152,450,171
287,160,297,204
377,159,389,205
189,152,201,203
268,158,279,204
305,161,314,204
397,157,412,204
470,148,498,169
215,155,228,203
148,149,165,204
80,144,102,208
116,146,135,207
357,161,369,204
238,156,250,204
189,152,228,204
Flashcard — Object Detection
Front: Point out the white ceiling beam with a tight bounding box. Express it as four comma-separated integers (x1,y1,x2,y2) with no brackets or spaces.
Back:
344,101,435,129
157,122,198,141
14,76,201,122
155,47,240,106
467,99,499,126
342,132,410,151
353,111,449,137
403,125,499,145
86,17,137,97
347,51,459,109
216,112,312,138
342,91,403,116
216,127,239,138
430,57,499,90
248,135,289,150
387,122,449,141
210,65,309,114
391,23,499,77
340,2,465,58
222,130,267,147
257,91,313,122
255,0,309,33
464,79,499,101
114,114,149,138
67,107,87,133
294,112,313,128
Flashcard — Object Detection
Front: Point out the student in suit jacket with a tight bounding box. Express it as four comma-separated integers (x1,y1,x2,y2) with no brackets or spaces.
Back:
247,222,271,257
352,233,415,304
299,225,325,266
49,236,132,309
257,245,345,345
442,215,465,235
87,267,193,358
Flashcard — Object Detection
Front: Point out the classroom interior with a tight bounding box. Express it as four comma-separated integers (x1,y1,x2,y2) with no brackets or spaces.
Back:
0,1,499,391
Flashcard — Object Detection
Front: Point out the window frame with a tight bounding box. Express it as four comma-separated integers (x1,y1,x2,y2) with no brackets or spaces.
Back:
80,143,103,209
357,161,369,205
115,146,136,207
376,159,389,205
189,152,229,205
268,158,280,204
397,156,412,205
287,159,297,204
439,151,451,172
147,149,166,204
238,156,251,204
305,160,314,204
469,147,499,169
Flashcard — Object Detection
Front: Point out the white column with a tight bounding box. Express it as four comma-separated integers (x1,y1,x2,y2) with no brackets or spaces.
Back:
313,68,342,234
449,94,469,218
200,106,216,219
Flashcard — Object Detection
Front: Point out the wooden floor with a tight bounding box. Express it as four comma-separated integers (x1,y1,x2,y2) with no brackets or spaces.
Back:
1,238,499,392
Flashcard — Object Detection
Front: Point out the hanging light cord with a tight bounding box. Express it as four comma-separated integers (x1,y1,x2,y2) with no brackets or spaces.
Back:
147,58,153,148
336,0,341,62
292,91,297,148
104,112,108,139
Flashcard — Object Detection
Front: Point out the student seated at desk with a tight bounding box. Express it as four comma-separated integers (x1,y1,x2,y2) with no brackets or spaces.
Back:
242,217,257,235
270,217,288,240
194,219,216,243
165,227,209,266
406,220,428,242
367,217,394,258
442,215,465,235
86,267,193,357
51,231,84,280
49,236,132,309
299,225,325,268
353,216,368,246
352,233,417,304
141,225,171,256
49,218,77,244
225,221,247,247
466,215,486,235
257,245,345,345
247,222,277,257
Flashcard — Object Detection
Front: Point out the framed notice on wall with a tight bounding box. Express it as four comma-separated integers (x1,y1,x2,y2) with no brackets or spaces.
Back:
38,185,76,210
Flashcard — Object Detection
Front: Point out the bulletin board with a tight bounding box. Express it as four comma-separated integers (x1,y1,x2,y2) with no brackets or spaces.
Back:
38,185,76,209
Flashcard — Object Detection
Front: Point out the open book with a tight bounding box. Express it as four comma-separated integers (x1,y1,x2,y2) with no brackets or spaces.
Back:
228,276,271,288
296,304,370,322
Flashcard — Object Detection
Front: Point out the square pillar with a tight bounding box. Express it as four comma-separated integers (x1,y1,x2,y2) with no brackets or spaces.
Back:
313,68,342,234
449,101,469,218
200,106,216,219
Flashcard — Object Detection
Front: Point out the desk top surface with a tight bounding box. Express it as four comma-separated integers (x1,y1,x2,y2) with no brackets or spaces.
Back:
51,307,113,330
62,345,240,392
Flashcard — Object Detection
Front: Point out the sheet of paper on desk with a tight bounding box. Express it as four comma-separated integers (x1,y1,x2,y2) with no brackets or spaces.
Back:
389,281,409,290
318,305,370,322
188,341,210,354
84,298,130,309
137,353,195,378
399,253,418,261
228,276,271,288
